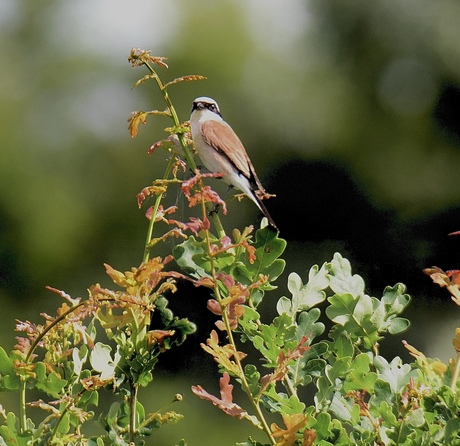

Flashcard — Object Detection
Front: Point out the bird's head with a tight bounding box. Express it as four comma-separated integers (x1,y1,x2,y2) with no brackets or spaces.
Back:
191,97,222,118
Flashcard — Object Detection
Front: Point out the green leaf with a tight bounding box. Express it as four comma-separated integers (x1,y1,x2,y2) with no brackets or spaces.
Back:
72,345,88,377
90,342,120,380
297,341,329,384
242,227,286,286
138,370,153,387
343,354,377,392
374,400,397,427
388,317,410,334
244,364,261,397
326,357,352,382
237,306,261,342
173,236,208,277
328,253,365,296
106,401,121,429
56,412,71,434
34,363,67,398
0,412,34,446
276,296,292,316
445,418,460,444
373,356,414,393
276,262,329,316
297,309,325,342
405,407,425,428
0,348,14,375
331,331,354,358
381,283,411,314
370,380,394,408
0,349,20,391
326,292,387,349
79,389,99,408
326,293,359,327
262,387,306,414
330,392,354,422
310,412,333,440
252,314,296,366
253,227,286,270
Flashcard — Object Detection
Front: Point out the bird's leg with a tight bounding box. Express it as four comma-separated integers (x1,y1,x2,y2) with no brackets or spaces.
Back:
209,203,221,216
208,184,232,216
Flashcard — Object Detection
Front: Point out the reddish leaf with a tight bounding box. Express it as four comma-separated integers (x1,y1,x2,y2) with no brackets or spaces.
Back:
148,140,164,155
303,429,317,446
163,75,207,90
128,111,148,138
423,267,451,288
136,185,168,208
207,299,222,315
260,336,310,394
168,217,208,236
271,413,308,446
148,138,176,155
104,264,131,288
194,276,215,288
216,273,235,290
191,372,260,426
200,330,246,375
447,270,460,285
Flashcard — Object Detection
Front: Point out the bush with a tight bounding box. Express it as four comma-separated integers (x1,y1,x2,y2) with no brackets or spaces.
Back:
0,49,459,446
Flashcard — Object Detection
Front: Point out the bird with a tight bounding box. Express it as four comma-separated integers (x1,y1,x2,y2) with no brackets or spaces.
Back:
190,97,278,231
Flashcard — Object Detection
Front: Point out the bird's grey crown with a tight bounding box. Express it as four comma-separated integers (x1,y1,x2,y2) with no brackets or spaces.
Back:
191,96,222,117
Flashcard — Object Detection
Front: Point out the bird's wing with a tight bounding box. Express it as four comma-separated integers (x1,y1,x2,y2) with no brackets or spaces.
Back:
201,120,252,179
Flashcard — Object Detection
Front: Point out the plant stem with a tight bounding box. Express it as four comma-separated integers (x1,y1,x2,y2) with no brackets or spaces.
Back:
25,300,86,364
451,353,460,392
17,300,87,433
129,378,138,443
143,63,195,169
19,379,26,433
201,202,275,445
223,313,276,445
143,155,177,262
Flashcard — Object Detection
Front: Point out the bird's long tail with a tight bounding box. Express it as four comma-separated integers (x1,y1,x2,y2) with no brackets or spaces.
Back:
251,191,279,232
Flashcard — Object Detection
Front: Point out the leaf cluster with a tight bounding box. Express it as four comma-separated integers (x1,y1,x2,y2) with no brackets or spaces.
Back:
0,257,195,445
191,244,460,445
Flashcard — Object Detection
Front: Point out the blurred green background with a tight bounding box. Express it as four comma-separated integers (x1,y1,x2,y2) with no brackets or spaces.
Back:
1,0,460,443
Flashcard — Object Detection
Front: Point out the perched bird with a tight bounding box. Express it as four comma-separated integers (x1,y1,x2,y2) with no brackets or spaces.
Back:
190,97,278,231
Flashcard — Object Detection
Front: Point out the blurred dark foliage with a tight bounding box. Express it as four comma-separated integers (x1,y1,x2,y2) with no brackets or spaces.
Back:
434,83,460,145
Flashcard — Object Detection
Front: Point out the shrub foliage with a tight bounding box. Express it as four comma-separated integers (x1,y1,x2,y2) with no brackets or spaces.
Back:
0,49,459,446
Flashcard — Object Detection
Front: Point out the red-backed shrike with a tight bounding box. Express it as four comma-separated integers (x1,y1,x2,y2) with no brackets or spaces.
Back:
190,97,278,230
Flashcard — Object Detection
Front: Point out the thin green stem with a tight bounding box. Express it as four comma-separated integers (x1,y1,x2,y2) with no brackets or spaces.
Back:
142,63,195,169
451,353,460,392
48,405,70,445
25,300,86,364
129,379,138,443
19,379,26,433
143,155,177,262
